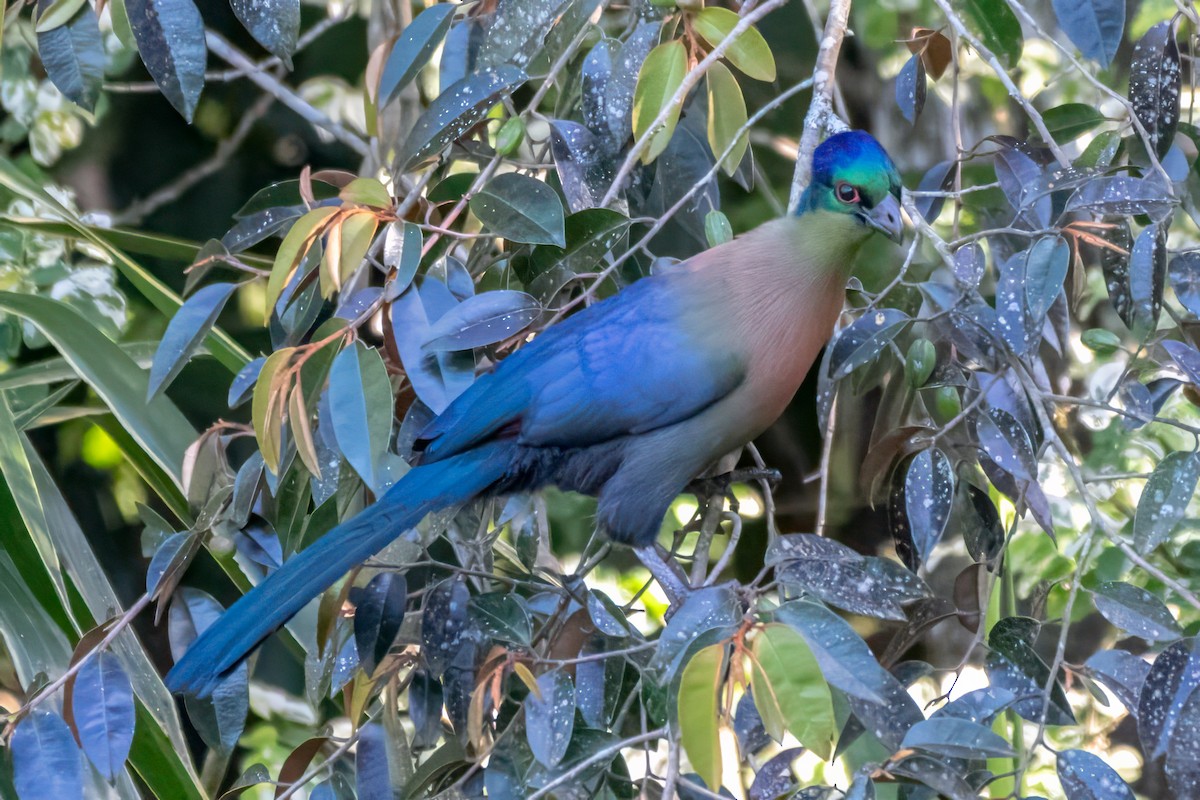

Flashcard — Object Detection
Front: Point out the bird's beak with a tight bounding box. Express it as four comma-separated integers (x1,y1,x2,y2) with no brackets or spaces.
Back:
863,194,904,244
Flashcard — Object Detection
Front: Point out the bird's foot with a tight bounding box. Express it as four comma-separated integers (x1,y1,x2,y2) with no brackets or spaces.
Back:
687,467,782,506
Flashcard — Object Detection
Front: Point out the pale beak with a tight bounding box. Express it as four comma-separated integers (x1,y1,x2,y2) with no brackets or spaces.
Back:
863,193,904,243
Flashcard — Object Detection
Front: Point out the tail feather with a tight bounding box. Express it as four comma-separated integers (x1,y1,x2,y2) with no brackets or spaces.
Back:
165,442,513,697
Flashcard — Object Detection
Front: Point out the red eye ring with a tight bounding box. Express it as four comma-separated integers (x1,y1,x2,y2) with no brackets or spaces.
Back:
835,182,860,204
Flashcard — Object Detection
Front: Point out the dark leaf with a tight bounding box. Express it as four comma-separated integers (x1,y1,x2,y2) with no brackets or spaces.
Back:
471,173,566,247
1164,339,1200,385
1085,649,1150,714
985,617,1075,725
437,17,481,92
409,670,444,748
889,754,980,800
1100,219,1134,324
1170,251,1200,315
774,600,890,704
828,309,909,380
382,222,422,297
421,578,471,678
396,66,526,171
354,572,407,677
1133,450,1200,552
1093,581,1182,642
477,0,566,70
844,668,926,751
1138,638,1200,759
994,146,1047,225
548,120,616,212
638,106,720,246
356,723,392,800
957,482,1004,565
749,748,801,800
228,356,265,408
900,717,1013,759
1129,20,1181,159
11,709,82,800
379,4,456,106
963,0,1022,68
1064,173,1176,221
914,160,955,224
649,585,741,680
231,0,298,65
73,651,135,780
954,243,986,287
1165,677,1200,797
328,342,394,492
974,407,1037,482
932,686,1018,725
148,282,238,401
1024,236,1070,327
36,0,104,110
1041,103,1108,141
422,290,539,351
471,593,533,645
1057,748,1135,799
172,590,249,753
773,535,931,621
1128,223,1167,336
895,54,926,124
526,669,575,767
734,688,771,755
904,448,954,564
1052,0,1123,67
125,0,207,121
604,22,659,151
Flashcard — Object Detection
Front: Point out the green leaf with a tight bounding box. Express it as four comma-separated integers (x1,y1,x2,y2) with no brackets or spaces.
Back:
678,644,725,792
0,293,195,482
35,0,104,110
704,210,733,247
148,282,238,401
471,173,566,247
706,62,748,176
1134,451,1200,552
396,66,526,171
33,0,86,32
328,342,394,491
0,551,71,688
379,4,456,106
751,623,835,759
251,348,292,475
266,206,337,316
339,178,392,209
1041,103,1106,141
633,40,688,164
230,0,298,66
692,7,776,81
963,0,1023,70
124,0,207,121
0,161,253,374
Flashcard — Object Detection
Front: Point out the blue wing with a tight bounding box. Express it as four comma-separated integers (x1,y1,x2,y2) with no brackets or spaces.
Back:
418,275,743,461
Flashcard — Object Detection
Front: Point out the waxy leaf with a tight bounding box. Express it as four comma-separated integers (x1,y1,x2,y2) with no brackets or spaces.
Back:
1128,223,1166,336
913,160,955,223
354,572,407,677
774,601,889,704
1133,451,1200,552
422,290,539,351
231,0,298,65
1052,0,1124,67
1093,581,1182,642
148,282,238,401
396,66,526,171
125,0,207,121
470,173,566,246
1085,649,1150,714
11,709,83,800
1164,339,1200,385
1024,236,1070,327
421,578,470,678
734,689,771,755
1170,252,1200,316
356,723,391,800
382,221,422,297
328,343,394,492
693,7,775,82
649,585,741,680
526,669,575,767
828,308,909,380
477,0,565,70
1138,638,1200,759
974,407,1037,482
1064,174,1176,221
1165,679,1200,798
904,448,954,564
173,589,249,754
751,623,834,758
471,593,533,644
749,749,802,800
895,54,926,124
1042,103,1107,141
963,0,1022,69
1058,750,1136,800
678,644,725,791
632,41,688,163
36,0,104,111
985,617,1075,725
901,718,1013,759
706,61,749,175
1129,21,1181,159
548,120,614,212
379,4,455,106
72,651,136,780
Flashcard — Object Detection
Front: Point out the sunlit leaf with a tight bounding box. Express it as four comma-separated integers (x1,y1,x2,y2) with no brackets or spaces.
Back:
1092,581,1182,642
632,41,688,164
692,7,776,82
750,623,835,759
706,62,749,175
963,0,1023,69
678,644,725,792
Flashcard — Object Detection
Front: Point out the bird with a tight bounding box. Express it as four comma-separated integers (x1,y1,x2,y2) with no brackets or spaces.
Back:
166,130,904,697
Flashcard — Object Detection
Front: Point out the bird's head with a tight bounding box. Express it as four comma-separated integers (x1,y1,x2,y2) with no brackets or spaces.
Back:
797,130,904,244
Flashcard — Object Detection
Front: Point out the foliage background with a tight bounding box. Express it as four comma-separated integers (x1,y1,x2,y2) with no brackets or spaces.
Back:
2,0,1200,798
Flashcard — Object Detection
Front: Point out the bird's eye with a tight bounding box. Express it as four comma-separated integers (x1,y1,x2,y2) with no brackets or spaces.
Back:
835,182,860,204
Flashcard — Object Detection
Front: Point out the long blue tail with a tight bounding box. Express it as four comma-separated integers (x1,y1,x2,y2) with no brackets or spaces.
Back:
165,442,513,697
